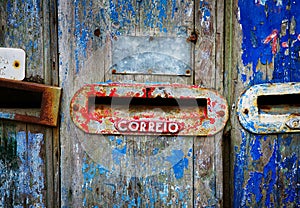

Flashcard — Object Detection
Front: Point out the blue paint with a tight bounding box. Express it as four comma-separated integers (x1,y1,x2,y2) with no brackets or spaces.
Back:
152,147,159,155
281,153,297,204
109,0,136,35
233,130,248,207
250,135,263,161
109,0,184,34
166,150,189,179
237,2,300,207
144,0,155,28
245,172,263,204
157,0,168,32
74,0,91,73
263,140,278,207
200,1,211,24
238,0,300,83
82,156,109,206
0,112,15,120
112,145,127,165
116,138,123,145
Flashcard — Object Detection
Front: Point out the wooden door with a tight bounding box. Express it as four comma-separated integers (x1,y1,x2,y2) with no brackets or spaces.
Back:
58,0,224,207
2,0,298,207
226,0,300,207
0,0,59,207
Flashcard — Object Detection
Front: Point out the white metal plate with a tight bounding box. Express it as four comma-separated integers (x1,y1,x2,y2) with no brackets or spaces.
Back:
0,47,26,80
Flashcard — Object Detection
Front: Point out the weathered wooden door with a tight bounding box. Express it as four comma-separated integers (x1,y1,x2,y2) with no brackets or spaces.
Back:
58,0,225,207
0,0,60,207
227,0,300,207
1,0,299,207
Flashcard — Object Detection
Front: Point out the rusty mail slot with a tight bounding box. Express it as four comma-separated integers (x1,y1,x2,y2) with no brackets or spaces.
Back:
237,82,300,134
0,78,61,126
70,83,228,136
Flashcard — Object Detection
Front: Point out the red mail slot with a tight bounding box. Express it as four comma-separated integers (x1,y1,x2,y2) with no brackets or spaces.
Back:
70,83,228,136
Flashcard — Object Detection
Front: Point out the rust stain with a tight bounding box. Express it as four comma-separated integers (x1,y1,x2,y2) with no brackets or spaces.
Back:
187,31,198,44
13,60,20,69
237,82,300,134
0,78,61,126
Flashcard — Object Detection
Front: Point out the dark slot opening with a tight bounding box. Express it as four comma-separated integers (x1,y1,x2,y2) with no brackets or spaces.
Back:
257,94,300,114
89,96,207,111
0,87,43,108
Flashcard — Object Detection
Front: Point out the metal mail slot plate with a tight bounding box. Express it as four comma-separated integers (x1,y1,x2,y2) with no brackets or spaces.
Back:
70,83,228,136
0,78,61,126
237,82,300,134
0,47,26,80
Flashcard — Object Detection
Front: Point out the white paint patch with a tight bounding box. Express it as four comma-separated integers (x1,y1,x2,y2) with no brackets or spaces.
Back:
0,48,25,80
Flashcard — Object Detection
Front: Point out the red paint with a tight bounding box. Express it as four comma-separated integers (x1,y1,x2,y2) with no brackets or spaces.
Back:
282,42,288,48
263,29,278,54
70,83,229,136
109,88,118,96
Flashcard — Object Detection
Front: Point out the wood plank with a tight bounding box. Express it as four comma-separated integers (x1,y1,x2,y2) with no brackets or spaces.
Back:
0,0,58,207
58,0,196,206
229,0,300,207
193,0,225,207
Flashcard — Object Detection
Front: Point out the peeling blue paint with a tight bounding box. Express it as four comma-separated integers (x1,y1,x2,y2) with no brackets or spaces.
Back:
245,172,263,205
280,153,297,204
233,130,248,207
0,131,45,207
250,135,263,161
238,0,300,84
166,150,189,179
263,140,278,207
74,0,92,73
237,1,300,207
112,145,127,165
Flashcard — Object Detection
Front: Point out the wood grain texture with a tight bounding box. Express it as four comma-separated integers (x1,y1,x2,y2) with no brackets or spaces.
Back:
58,0,201,207
193,1,225,207
228,0,300,207
0,0,59,207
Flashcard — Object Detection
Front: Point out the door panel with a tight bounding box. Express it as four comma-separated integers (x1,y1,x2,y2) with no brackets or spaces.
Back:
0,1,59,207
58,0,224,207
228,1,300,207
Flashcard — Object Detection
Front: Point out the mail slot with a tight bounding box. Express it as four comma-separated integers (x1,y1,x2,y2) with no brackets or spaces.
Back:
0,78,61,126
237,82,300,134
70,83,228,136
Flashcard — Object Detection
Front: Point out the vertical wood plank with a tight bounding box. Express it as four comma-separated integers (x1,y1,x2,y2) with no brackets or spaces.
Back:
58,0,197,207
0,0,59,207
228,0,300,207
193,0,225,207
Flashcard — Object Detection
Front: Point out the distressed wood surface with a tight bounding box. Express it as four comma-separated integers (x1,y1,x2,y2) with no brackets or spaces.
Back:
0,0,59,207
58,0,225,207
194,0,225,207
228,0,300,207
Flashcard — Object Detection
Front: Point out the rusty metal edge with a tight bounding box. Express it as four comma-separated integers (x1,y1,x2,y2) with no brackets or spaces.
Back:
0,78,62,126
237,82,300,134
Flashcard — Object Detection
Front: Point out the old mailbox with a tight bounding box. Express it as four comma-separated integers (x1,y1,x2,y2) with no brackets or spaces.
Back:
70,83,228,136
237,82,300,134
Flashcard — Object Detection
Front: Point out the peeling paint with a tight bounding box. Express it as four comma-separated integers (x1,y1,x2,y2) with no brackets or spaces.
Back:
238,0,300,84
0,131,45,207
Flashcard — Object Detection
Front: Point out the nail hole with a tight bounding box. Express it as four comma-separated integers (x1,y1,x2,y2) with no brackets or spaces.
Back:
94,28,101,37
13,60,20,68
243,108,249,114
